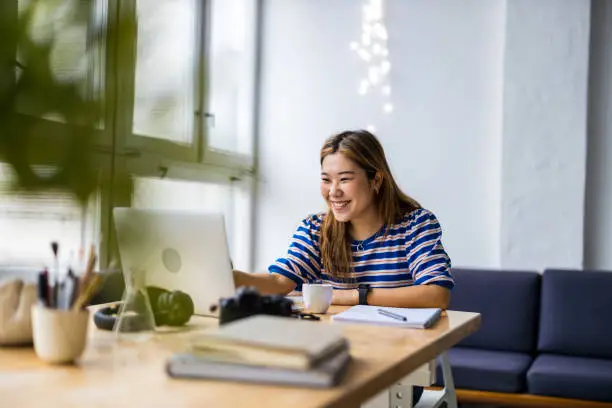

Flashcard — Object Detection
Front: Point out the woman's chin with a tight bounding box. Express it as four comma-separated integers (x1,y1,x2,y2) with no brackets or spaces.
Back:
332,210,351,222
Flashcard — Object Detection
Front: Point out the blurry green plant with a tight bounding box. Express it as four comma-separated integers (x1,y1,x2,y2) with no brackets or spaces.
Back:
0,0,134,204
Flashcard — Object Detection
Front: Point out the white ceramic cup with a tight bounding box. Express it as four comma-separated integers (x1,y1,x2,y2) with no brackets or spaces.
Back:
31,305,90,364
302,283,333,314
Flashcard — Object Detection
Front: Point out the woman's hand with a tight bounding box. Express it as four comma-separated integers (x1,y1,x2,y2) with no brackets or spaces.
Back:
232,270,296,296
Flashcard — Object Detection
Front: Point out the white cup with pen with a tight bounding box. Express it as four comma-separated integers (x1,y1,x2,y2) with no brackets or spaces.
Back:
32,244,101,364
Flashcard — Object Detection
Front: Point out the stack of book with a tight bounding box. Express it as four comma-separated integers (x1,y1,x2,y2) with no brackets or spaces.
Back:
166,315,351,388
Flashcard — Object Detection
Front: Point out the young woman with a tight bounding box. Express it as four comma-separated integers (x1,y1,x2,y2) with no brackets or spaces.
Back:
233,129,454,308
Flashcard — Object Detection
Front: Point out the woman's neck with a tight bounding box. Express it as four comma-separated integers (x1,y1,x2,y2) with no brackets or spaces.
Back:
349,211,384,241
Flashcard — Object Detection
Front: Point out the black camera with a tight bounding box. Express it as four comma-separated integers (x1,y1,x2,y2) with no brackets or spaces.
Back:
216,286,294,325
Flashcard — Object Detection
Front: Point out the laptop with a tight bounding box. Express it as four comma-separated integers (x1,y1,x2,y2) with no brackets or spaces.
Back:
113,208,236,316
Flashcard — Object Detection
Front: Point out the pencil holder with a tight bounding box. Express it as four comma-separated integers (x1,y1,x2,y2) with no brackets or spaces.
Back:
31,305,90,364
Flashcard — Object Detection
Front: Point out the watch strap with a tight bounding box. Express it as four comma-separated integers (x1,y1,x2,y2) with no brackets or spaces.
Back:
358,284,370,305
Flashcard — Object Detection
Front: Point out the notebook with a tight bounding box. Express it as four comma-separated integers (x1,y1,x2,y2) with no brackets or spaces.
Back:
166,349,351,388
190,315,349,370
331,305,442,328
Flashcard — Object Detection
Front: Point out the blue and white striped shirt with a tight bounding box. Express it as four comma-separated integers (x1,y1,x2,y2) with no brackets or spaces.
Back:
269,208,454,290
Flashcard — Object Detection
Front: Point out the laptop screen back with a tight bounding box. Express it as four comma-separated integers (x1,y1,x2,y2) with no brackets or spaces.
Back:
113,208,236,315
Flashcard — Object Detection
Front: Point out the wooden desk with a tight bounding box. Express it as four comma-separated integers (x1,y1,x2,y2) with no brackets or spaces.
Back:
0,306,480,408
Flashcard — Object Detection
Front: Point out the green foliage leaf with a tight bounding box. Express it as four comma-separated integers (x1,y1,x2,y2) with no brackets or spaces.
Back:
0,0,134,204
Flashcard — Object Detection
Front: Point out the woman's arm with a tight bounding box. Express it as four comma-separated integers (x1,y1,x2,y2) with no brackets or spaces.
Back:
235,215,321,297
332,285,450,309
233,270,297,296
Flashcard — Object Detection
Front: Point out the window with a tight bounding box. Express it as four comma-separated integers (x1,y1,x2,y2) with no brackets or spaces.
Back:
1,0,258,272
132,0,198,144
123,0,258,164
112,0,258,269
0,164,99,269
207,0,257,157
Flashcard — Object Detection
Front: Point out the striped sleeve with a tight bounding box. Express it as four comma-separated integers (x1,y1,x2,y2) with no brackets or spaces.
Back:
406,210,454,290
268,215,322,289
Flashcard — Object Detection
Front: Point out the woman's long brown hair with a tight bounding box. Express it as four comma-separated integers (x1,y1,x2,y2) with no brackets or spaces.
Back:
320,130,421,279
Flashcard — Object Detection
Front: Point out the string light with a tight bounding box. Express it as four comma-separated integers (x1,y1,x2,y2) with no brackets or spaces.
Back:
350,0,393,129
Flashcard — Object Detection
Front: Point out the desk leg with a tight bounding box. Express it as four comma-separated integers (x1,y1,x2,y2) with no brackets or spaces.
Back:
361,361,434,408
361,354,458,408
361,385,412,408
360,378,419,408
413,353,457,408
438,352,457,408
389,381,414,408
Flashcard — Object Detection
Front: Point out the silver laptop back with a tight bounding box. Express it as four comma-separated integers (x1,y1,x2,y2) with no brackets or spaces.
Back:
113,208,236,316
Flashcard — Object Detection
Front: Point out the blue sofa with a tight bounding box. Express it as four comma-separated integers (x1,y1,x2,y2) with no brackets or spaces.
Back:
435,268,612,406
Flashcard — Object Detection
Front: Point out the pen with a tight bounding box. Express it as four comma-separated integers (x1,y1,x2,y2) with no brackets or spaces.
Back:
377,308,407,321
59,269,76,310
43,268,53,307
51,241,60,308
37,270,49,307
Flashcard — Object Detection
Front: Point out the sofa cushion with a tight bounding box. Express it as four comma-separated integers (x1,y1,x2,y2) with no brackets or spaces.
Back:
527,354,612,402
538,269,612,358
448,268,540,353
434,347,533,393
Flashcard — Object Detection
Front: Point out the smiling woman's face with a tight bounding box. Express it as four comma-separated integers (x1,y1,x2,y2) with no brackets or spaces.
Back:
320,153,377,223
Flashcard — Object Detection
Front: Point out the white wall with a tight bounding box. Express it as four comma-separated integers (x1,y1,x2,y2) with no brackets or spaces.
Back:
255,0,505,271
585,0,612,270
254,0,611,273
500,0,590,270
